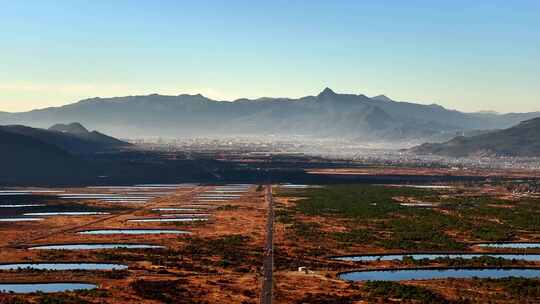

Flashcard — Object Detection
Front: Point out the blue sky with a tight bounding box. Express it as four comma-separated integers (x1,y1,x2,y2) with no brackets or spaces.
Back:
1,0,538,112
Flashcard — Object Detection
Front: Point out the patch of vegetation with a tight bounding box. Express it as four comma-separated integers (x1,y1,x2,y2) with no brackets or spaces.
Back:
37,251,69,261
183,235,261,271
131,279,208,304
292,185,470,250
73,289,110,298
101,269,129,279
363,281,450,304
483,277,540,299
273,247,346,271
216,204,240,211
445,196,540,238
287,185,540,250
377,216,466,250
331,229,374,246
294,185,422,220
289,221,322,241
37,294,90,304
294,293,361,304
0,297,31,304
402,256,529,267
275,209,295,224
470,224,514,242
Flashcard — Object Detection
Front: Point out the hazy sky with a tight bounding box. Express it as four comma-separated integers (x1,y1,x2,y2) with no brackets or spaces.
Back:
1,1,538,113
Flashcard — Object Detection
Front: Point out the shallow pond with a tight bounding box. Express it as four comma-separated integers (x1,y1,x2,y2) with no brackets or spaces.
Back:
400,203,438,207
152,208,200,212
339,268,540,282
160,213,209,217
0,218,43,222
206,190,247,193
127,218,208,223
23,212,110,216
476,243,540,249
0,263,127,271
0,204,45,208
28,243,164,250
0,282,96,293
100,200,149,203
334,253,540,262
199,193,241,196
387,184,453,189
181,205,217,208
78,229,190,235
59,195,151,199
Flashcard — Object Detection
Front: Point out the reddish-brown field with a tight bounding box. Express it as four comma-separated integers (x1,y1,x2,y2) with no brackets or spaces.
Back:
1,167,540,303
0,185,267,303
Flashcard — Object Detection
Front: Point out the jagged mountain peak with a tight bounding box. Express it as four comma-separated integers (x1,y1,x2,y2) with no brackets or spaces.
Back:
317,87,337,98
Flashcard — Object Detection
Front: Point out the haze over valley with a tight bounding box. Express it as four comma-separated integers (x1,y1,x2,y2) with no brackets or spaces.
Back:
1,88,538,149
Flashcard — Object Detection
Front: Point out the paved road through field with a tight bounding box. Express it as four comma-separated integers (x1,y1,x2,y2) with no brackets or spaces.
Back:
261,185,274,304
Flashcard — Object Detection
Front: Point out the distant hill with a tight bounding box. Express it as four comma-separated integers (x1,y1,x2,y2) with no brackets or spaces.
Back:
410,117,540,157
0,128,85,183
49,122,90,134
0,88,538,143
0,124,211,185
48,122,131,149
0,123,131,154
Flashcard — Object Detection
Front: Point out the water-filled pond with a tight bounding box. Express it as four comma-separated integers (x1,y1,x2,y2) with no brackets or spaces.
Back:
135,183,196,187
0,218,43,222
127,218,208,223
0,190,63,194
78,229,191,235
100,200,149,203
23,212,110,216
88,185,193,189
124,192,173,195
280,184,322,189
28,243,164,250
387,184,453,189
153,208,200,212
0,204,45,208
339,268,540,282
180,205,217,208
400,203,438,207
476,243,540,249
59,196,151,199
198,193,242,198
206,190,247,193
0,282,96,293
160,214,209,217
0,263,127,271
333,253,540,262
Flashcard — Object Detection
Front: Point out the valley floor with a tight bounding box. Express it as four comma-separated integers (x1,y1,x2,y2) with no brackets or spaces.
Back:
0,167,539,303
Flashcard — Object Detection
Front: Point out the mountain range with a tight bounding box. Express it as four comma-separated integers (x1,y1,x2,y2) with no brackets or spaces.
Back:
0,88,538,143
410,117,540,157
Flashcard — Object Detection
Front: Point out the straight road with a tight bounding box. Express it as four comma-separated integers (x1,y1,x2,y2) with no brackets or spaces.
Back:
261,185,274,304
